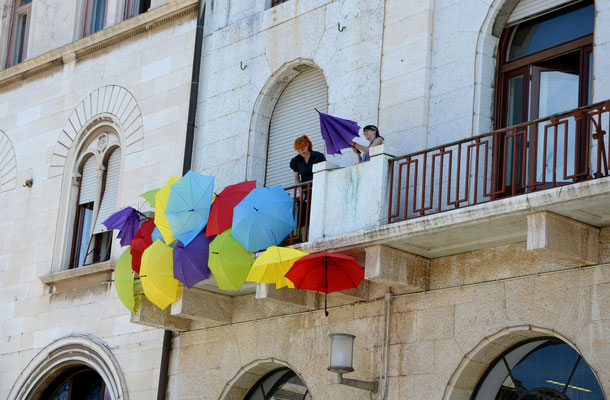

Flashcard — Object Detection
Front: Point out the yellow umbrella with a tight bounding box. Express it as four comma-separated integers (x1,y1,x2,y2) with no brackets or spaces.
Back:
246,246,308,289
140,240,180,310
154,176,180,244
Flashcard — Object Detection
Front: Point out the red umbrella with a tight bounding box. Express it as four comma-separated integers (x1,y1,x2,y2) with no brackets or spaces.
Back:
129,219,155,273
285,252,364,316
207,181,256,236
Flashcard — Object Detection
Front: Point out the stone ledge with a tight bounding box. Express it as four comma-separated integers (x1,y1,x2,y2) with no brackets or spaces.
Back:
40,261,114,292
0,0,197,89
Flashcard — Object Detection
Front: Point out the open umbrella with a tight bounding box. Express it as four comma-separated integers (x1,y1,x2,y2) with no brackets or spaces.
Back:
317,110,361,155
285,252,364,316
165,170,215,246
102,206,142,247
246,246,308,289
114,247,137,312
207,180,256,237
154,176,180,245
173,229,215,288
231,186,296,252
140,188,160,208
208,228,254,291
130,219,156,274
140,240,180,310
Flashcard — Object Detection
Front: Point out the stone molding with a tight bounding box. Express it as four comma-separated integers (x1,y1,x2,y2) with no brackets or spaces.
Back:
7,334,129,400
0,0,197,90
0,129,16,191
219,358,305,400
40,260,114,292
48,85,144,179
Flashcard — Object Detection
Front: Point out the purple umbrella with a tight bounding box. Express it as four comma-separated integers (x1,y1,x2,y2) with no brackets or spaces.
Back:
317,110,361,155
102,206,142,247
173,229,215,288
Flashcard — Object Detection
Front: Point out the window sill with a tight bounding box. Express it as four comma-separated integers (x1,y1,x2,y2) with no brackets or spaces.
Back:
40,261,114,292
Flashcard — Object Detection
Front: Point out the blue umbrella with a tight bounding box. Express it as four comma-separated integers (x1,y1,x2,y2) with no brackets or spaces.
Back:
165,170,215,246
231,186,296,252
317,110,361,155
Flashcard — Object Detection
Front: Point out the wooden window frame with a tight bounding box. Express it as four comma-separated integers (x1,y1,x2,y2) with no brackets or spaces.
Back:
82,0,109,37
6,0,32,68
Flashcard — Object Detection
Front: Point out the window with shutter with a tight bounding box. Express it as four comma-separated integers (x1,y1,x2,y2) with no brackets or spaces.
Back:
71,156,97,268
265,67,328,188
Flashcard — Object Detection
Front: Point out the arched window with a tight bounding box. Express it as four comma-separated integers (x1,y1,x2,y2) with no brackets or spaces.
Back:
494,0,594,191
244,368,311,400
265,66,328,188
69,131,122,269
473,338,604,399
40,366,111,400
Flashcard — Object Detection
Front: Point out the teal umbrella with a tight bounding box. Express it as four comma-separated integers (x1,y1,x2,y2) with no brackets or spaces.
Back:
165,170,215,246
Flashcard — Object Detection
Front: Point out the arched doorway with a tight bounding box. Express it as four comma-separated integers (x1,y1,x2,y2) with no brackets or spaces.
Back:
40,365,111,400
473,338,604,399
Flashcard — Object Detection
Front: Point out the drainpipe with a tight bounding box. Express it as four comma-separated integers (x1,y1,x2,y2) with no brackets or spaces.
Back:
157,1,206,399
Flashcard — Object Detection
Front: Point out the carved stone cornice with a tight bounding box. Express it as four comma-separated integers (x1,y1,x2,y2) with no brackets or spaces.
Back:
0,0,197,90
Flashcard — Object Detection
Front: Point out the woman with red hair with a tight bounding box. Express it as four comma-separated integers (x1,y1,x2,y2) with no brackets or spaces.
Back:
289,135,326,185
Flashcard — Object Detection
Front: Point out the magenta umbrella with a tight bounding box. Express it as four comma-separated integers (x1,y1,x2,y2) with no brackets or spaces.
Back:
173,229,215,288
102,206,143,247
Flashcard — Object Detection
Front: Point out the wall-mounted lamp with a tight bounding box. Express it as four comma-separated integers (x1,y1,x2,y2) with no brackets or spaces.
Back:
328,333,378,392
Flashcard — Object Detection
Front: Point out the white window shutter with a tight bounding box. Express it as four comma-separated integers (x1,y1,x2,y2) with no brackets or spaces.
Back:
93,148,121,233
79,156,97,205
265,67,328,188
507,0,573,24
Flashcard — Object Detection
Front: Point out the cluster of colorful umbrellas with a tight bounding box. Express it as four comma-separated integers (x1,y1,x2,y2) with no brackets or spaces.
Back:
104,170,365,316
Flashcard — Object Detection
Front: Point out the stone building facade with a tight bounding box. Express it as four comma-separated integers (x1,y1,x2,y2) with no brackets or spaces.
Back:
1,0,609,400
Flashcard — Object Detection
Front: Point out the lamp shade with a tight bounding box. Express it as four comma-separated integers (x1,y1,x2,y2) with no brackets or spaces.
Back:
328,333,355,373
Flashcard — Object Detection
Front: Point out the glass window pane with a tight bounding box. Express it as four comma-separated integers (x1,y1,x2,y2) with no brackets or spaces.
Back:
78,204,94,267
506,75,524,126
12,12,28,64
90,0,106,34
18,0,32,6
508,2,594,61
50,381,70,400
538,70,579,118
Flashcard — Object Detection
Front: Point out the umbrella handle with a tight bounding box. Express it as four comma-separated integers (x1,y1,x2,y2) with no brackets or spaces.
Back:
325,293,328,317
315,108,321,114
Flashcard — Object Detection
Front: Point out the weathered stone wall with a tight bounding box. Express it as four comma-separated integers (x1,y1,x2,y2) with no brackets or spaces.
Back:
0,12,196,399
167,239,610,399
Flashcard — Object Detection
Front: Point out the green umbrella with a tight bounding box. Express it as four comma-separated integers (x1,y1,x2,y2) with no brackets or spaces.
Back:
140,188,160,208
208,228,254,291
114,247,137,312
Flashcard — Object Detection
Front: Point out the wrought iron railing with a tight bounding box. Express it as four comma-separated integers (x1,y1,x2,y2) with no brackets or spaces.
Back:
283,181,312,245
389,101,610,223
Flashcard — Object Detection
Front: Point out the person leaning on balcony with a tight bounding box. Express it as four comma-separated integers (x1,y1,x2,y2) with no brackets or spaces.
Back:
350,125,384,163
290,135,326,186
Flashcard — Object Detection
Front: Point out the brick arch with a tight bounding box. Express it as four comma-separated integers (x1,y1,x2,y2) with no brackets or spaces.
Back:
442,325,587,399
7,334,128,400
0,130,16,192
219,358,308,400
48,85,144,178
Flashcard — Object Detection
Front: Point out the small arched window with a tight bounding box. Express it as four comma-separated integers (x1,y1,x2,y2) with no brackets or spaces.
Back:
473,338,604,399
69,131,122,269
244,368,311,400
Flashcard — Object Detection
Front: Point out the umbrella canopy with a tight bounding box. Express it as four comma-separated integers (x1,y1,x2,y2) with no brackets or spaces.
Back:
231,186,296,252
102,206,142,247
165,170,215,246
173,229,215,288
285,252,364,316
207,180,256,237
130,219,156,274
154,176,180,245
114,247,137,312
140,188,160,207
151,226,165,243
140,240,180,310
208,228,254,291
246,246,308,289
317,110,361,155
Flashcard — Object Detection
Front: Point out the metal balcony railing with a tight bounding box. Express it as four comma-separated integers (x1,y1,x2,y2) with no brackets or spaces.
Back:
389,101,610,223
283,181,312,245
